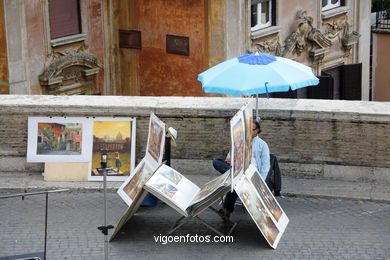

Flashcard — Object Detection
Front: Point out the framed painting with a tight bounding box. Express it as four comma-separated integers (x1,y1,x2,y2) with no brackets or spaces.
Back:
117,158,155,207
241,100,254,172
245,164,289,230
145,113,165,168
235,174,283,249
230,110,246,191
27,117,93,162
88,117,136,181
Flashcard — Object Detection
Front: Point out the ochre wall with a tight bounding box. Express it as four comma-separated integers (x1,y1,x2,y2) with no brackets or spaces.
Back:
373,33,390,101
136,0,206,96
86,0,105,94
25,0,46,94
0,0,8,94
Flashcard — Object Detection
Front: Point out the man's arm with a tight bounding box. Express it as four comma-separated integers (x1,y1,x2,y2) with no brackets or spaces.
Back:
260,142,270,180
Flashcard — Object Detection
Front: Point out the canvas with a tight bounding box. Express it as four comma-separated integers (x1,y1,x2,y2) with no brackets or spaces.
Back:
27,117,93,162
230,110,246,192
117,158,155,206
88,117,136,182
241,100,254,172
235,168,289,249
145,113,165,168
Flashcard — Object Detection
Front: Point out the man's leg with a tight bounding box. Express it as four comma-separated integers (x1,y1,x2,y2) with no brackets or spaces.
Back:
223,191,238,213
212,158,230,174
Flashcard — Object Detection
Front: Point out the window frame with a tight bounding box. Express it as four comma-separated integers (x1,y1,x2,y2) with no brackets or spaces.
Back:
321,0,341,12
251,0,273,31
44,0,88,48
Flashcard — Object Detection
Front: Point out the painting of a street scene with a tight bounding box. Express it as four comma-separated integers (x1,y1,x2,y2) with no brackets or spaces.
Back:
147,120,164,162
122,161,154,201
149,177,178,198
91,120,135,178
251,170,283,221
236,176,280,248
37,122,83,155
158,166,183,185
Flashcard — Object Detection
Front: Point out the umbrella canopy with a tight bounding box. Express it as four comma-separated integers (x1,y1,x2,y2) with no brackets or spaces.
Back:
198,53,319,97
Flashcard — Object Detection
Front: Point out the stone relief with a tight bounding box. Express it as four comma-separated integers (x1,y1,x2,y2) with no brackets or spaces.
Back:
39,47,102,95
251,10,360,64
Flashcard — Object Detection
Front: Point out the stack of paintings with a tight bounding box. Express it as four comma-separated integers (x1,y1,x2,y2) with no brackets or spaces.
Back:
229,100,289,249
111,113,166,240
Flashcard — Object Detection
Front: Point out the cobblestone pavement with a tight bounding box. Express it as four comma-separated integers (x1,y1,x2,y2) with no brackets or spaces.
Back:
0,191,389,260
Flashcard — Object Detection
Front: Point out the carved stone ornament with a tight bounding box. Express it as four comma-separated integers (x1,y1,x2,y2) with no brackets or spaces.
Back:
252,35,281,55
39,51,102,95
280,10,332,57
341,22,360,54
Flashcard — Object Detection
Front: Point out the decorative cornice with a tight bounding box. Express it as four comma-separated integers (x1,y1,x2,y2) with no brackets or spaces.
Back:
39,52,102,83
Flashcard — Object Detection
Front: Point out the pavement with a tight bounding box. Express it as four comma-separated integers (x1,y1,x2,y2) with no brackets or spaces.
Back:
0,171,389,203
0,172,390,259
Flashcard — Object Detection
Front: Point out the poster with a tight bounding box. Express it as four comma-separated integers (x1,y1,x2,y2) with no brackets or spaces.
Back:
27,117,93,162
88,117,136,181
230,110,245,191
241,100,254,172
117,158,155,206
235,165,289,249
145,113,165,168
235,175,281,249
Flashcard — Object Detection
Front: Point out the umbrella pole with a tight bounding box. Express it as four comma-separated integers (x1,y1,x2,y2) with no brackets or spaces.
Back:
256,94,259,121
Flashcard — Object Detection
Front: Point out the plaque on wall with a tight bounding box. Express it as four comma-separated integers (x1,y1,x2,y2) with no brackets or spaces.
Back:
119,30,141,49
166,34,189,56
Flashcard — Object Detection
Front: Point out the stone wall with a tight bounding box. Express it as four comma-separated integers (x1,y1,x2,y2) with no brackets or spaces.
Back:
0,95,389,182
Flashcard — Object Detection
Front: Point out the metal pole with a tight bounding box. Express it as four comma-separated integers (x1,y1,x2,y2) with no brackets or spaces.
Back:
44,192,48,260
166,136,171,166
256,94,259,121
103,167,108,260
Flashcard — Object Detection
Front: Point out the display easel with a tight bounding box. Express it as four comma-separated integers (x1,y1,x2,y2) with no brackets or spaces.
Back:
167,206,238,238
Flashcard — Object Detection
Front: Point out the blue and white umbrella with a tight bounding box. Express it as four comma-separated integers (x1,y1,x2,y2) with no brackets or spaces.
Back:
198,52,319,119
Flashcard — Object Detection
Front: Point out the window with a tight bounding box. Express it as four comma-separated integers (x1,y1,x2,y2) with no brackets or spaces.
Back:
251,0,273,31
48,0,81,39
321,0,341,11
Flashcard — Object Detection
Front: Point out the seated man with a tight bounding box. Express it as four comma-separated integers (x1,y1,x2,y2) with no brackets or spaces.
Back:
213,120,270,221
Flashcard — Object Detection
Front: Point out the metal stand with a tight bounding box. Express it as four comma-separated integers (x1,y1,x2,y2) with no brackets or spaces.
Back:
0,189,69,260
167,206,237,239
97,150,114,260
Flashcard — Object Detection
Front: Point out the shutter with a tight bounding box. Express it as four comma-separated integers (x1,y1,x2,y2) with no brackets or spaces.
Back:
308,74,333,99
271,89,298,98
271,0,276,26
341,63,362,100
49,0,81,39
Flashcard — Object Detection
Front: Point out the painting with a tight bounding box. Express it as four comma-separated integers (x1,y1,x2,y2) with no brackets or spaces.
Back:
235,175,281,249
149,176,178,198
117,158,155,206
246,164,289,229
88,117,136,181
145,113,165,167
27,117,93,162
242,100,254,172
230,110,245,191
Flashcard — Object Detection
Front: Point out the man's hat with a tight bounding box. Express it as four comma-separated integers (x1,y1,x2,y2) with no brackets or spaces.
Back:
166,127,177,147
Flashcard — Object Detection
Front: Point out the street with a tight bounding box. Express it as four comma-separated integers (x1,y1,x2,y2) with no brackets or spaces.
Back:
0,191,389,260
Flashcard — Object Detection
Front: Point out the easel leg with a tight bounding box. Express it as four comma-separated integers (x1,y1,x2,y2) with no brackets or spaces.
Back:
167,216,187,234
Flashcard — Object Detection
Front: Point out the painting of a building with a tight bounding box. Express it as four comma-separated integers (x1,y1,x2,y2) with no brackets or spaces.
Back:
37,122,82,155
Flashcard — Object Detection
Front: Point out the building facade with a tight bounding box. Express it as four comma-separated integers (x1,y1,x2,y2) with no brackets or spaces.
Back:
2,0,105,95
0,0,371,99
371,0,390,101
